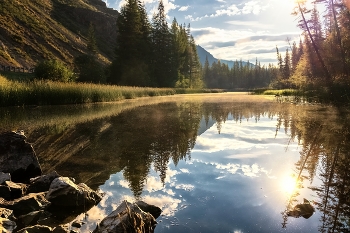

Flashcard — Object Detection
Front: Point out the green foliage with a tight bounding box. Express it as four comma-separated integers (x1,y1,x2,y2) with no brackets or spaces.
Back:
35,60,76,82
74,55,106,83
87,22,98,54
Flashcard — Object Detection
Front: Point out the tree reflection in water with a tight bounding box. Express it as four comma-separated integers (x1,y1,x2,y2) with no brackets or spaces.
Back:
1,96,350,232
278,106,350,232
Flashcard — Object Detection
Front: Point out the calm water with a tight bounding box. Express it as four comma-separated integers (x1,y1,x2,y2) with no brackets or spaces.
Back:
1,93,349,232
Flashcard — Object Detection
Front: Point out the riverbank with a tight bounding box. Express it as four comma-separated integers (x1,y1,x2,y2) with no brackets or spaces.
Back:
0,75,223,107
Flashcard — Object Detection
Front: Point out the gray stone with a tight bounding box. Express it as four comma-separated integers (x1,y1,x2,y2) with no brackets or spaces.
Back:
27,171,60,194
93,201,157,233
46,177,102,208
0,132,42,183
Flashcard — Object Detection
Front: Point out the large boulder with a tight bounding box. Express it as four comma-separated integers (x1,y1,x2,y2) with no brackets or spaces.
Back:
0,192,50,216
0,132,42,183
93,201,157,233
46,177,102,208
27,171,60,194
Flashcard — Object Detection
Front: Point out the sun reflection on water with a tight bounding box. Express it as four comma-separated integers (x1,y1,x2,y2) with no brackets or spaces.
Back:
280,175,298,194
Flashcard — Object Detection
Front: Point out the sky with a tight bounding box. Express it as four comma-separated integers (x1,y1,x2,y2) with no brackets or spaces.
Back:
102,0,303,65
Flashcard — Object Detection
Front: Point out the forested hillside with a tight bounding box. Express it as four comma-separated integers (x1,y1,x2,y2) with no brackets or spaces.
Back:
0,0,118,67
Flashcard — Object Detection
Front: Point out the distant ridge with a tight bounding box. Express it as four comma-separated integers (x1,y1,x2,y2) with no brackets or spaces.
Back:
196,45,252,68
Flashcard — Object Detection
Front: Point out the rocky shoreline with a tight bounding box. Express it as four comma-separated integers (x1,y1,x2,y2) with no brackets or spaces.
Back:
0,131,161,233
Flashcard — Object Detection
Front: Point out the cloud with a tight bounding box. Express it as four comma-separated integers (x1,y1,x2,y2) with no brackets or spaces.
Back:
178,5,190,11
242,1,267,15
235,34,301,44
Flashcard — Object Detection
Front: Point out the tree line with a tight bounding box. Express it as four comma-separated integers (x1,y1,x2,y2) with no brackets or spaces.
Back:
202,58,278,89
108,0,202,88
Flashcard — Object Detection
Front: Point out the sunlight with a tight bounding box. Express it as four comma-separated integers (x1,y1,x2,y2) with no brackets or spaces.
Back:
280,175,298,194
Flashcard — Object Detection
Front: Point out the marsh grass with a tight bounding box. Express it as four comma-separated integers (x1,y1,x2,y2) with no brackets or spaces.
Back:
0,74,226,107
0,78,177,107
253,89,302,96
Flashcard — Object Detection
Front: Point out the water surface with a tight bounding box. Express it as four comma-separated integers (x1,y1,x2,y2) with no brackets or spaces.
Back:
1,93,349,232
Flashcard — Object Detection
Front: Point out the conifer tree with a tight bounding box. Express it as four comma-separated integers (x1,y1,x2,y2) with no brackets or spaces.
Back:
109,0,151,86
151,0,173,87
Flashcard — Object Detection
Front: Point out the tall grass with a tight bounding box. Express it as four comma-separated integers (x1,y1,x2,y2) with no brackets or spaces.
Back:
0,75,228,107
0,77,177,107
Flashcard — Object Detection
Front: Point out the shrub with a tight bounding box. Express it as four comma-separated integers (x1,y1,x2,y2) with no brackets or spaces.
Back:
74,55,106,83
35,60,75,82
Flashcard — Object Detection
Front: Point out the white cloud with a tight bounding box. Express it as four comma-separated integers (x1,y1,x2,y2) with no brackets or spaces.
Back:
178,5,190,11
143,195,181,216
242,1,266,15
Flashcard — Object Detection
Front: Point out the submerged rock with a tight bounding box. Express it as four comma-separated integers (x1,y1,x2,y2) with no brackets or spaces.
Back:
287,198,315,219
0,132,42,183
135,201,162,219
93,200,157,233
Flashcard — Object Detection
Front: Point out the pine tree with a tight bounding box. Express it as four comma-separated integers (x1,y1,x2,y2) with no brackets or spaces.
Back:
87,22,98,54
109,0,151,86
151,0,173,87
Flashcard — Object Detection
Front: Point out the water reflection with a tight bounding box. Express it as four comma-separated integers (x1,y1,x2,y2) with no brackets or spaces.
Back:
1,94,349,232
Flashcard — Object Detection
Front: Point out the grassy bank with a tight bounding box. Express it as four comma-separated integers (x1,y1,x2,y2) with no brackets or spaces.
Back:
0,75,223,107
252,88,302,96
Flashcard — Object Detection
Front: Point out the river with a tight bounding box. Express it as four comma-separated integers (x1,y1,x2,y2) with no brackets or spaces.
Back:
1,93,349,232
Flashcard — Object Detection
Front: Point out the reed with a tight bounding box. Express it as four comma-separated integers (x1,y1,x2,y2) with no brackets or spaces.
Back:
0,78,177,107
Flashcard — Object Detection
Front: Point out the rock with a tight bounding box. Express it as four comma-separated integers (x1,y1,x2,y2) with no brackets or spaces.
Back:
287,198,315,219
27,171,60,194
71,220,84,228
0,132,42,183
17,210,52,230
4,181,27,199
52,225,69,233
0,172,10,185
0,208,14,219
16,225,53,233
135,201,162,219
0,217,16,232
46,177,102,208
0,185,11,200
93,201,157,233
0,192,50,216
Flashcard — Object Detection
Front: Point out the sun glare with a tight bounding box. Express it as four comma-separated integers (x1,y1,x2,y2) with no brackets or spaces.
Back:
281,176,298,194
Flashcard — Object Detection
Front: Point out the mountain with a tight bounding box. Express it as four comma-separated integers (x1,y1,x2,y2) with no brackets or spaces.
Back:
0,0,118,68
196,45,252,68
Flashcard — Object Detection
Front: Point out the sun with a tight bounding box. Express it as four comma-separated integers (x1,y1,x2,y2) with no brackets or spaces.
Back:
280,175,298,194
